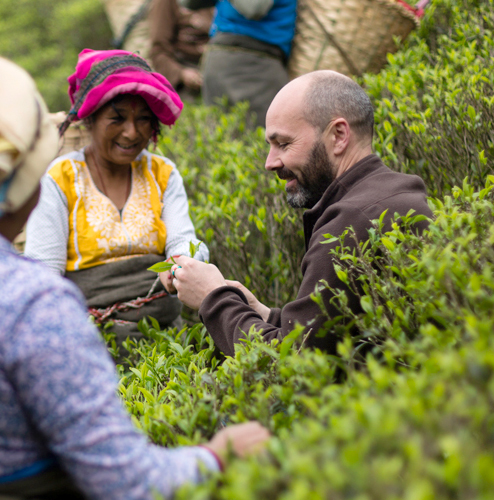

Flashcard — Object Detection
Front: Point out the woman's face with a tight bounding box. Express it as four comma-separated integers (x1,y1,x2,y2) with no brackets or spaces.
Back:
89,95,155,167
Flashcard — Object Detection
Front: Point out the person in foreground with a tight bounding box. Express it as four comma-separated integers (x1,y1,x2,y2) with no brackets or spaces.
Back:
0,57,269,499
25,49,209,338
162,70,433,356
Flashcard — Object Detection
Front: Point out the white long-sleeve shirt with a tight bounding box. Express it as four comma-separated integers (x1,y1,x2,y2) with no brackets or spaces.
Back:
25,149,208,274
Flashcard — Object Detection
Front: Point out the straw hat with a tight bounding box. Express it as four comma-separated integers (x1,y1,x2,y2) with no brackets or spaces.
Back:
0,57,58,217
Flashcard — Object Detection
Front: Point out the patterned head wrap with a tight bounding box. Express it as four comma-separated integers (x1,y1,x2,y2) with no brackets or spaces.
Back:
0,58,58,218
59,49,183,136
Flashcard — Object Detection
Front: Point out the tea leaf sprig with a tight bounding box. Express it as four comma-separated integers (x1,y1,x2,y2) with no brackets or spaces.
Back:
147,241,202,273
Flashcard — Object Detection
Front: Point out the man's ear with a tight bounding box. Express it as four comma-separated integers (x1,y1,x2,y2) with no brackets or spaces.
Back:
323,118,350,156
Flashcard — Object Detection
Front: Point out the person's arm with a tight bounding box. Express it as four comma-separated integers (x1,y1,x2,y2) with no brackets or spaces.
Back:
149,0,185,88
170,205,371,357
149,0,203,89
225,280,271,320
5,282,213,499
229,0,274,20
161,257,283,355
5,277,267,499
199,285,282,356
161,166,210,262
24,175,68,274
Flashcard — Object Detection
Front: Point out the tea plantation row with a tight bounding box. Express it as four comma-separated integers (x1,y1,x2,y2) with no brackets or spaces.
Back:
108,178,494,499
105,0,494,498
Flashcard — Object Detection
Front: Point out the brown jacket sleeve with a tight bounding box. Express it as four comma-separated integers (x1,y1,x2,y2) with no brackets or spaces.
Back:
198,206,372,357
199,287,280,356
149,0,184,87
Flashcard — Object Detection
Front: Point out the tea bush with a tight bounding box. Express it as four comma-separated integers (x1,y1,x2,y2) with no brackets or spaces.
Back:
112,178,494,499
156,0,494,310
0,0,112,111
322,177,494,367
365,0,494,194
105,0,494,496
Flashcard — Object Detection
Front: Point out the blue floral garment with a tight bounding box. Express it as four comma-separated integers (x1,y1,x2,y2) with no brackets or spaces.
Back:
0,235,218,499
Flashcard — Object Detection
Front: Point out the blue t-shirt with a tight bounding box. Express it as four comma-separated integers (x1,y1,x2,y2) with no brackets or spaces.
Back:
210,0,298,57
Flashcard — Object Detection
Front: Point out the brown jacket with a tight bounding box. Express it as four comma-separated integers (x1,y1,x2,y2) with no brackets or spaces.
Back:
199,154,433,356
149,0,213,87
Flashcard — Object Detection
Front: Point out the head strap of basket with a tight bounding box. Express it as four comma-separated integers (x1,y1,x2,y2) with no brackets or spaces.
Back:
58,48,183,136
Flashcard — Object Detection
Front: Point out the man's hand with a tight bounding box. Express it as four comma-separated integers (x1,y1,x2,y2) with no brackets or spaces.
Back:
203,422,270,468
225,280,271,321
161,256,227,310
180,67,203,90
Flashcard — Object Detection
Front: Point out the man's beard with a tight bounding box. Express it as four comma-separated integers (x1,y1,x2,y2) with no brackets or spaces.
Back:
282,140,337,209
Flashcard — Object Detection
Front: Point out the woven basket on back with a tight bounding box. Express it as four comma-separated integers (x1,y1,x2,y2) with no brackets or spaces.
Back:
288,0,421,79
13,114,91,253
103,0,151,60
49,112,91,157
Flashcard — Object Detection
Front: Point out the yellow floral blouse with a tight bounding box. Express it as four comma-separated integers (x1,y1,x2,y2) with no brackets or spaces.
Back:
24,149,209,274
48,151,171,271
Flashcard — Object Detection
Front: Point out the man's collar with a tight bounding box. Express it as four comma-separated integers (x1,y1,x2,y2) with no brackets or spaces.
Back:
306,154,383,217
301,154,385,248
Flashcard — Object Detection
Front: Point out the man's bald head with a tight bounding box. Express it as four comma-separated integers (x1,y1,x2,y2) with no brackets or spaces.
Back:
287,71,375,140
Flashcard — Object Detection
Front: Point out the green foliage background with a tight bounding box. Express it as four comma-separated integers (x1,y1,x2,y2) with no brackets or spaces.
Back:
152,0,494,312
367,0,494,195
0,0,112,111
3,0,494,497
112,177,494,500
127,0,494,497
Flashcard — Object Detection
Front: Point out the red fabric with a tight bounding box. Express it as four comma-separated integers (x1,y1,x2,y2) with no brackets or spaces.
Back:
197,445,224,472
396,0,424,18
67,49,183,125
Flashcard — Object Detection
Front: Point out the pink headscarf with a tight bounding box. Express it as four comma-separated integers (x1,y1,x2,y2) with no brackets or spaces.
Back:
60,49,183,135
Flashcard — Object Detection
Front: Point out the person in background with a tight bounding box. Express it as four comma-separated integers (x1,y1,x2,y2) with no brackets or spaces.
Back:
103,0,153,58
181,0,298,128
0,56,269,500
149,0,214,96
162,70,433,356
103,0,213,96
24,49,208,340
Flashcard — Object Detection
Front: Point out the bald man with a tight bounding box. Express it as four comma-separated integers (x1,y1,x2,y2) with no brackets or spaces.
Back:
162,71,433,356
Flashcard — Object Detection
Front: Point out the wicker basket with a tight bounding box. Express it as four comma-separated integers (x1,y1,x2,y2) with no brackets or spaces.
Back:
49,112,91,157
12,114,91,253
288,0,421,79
102,0,151,60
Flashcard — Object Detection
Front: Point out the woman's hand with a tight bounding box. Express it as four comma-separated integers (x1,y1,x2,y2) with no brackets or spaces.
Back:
161,270,176,294
160,256,179,294
203,422,270,468
160,255,227,309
